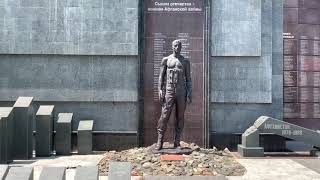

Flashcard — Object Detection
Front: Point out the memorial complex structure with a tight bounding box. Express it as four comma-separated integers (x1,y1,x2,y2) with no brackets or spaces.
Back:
0,0,319,153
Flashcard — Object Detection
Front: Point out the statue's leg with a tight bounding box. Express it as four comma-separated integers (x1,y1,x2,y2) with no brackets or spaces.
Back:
156,92,175,150
174,95,187,148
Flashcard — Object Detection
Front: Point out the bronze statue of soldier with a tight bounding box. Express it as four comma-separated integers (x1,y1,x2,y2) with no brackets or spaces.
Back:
156,39,192,150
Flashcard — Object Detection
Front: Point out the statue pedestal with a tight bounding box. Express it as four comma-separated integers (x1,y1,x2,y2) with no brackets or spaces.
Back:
152,147,193,155
149,143,193,155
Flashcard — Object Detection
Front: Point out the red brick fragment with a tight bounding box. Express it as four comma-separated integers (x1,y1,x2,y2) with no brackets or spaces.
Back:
160,154,184,161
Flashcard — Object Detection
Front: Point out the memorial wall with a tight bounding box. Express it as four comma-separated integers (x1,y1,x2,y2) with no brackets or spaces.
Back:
0,0,140,150
210,0,284,149
3,0,318,150
283,0,320,130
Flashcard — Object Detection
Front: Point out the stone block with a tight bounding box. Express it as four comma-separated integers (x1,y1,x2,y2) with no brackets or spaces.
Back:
0,0,138,55
242,126,260,147
55,113,73,155
0,55,139,102
0,165,8,180
39,167,65,180
210,104,269,133
238,124,264,157
12,96,34,159
211,0,261,56
74,166,98,180
5,167,33,180
0,107,13,164
210,0,273,104
125,0,138,8
36,105,54,157
77,120,93,154
255,116,320,147
238,116,320,157
237,144,264,157
21,101,139,136
108,162,131,180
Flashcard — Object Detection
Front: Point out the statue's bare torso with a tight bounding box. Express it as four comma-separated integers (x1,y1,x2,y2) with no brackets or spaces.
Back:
162,54,189,94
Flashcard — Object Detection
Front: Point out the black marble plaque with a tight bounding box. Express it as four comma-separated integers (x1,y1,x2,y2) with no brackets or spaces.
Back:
284,0,320,129
299,88,320,103
143,0,205,146
284,39,298,55
284,8,298,24
284,87,298,102
298,24,320,40
284,103,300,119
299,0,320,8
298,8,320,25
299,40,320,56
284,0,299,8
298,72,320,87
284,23,298,39
284,71,298,87
284,55,297,70
298,56,320,71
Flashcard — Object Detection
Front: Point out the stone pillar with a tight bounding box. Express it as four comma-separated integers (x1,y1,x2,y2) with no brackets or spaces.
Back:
39,167,65,180
12,97,34,159
0,107,14,164
36,105,54,157
77,120,94,154
55,113,73,155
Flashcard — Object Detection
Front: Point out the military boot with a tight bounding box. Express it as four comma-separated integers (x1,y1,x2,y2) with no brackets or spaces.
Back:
173,133,181,149
155,133,164,150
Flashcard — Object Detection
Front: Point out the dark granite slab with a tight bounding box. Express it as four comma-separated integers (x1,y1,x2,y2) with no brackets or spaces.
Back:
0,107,14,164
36,105,54,157
77,120,94,154
55,113,73,155
12,96,34,159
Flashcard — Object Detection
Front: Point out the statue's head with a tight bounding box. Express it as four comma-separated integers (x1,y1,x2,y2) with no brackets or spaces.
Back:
172,39,182,54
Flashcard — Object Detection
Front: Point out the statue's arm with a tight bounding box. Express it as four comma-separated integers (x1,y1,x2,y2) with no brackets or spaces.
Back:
158,58,167,101
185,60,192,102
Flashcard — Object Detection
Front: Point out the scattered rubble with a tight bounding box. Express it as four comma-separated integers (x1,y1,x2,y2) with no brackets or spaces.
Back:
98,142,246,176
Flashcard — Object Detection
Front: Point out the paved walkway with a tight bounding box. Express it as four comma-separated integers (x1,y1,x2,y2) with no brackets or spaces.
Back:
6,154,320,180
228,158,320,180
